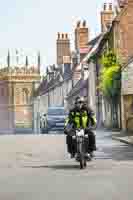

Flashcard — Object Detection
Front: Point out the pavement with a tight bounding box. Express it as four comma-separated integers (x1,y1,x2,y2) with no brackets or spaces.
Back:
0,130,133,200
112,129,133,145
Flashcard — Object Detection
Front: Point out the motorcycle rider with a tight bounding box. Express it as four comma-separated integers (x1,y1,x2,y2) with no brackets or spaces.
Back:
81,99,97,157
64,96,97,159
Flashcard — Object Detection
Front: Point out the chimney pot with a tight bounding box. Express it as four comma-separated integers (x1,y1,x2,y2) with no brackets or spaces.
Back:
83,20,86,27
104,3,106,10
58,32,60,39
77,20,80,28
109,3,112,10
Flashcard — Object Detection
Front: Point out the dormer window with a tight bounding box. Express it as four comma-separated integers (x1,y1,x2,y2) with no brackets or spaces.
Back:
84,67,88,70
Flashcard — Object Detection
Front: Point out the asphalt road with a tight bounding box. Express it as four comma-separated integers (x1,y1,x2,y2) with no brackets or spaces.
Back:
0,130,133,200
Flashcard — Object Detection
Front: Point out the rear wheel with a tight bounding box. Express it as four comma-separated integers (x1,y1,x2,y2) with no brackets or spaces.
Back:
84,159,87,167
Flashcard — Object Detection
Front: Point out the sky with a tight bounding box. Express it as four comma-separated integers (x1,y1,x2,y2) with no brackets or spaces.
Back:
0,0,114,74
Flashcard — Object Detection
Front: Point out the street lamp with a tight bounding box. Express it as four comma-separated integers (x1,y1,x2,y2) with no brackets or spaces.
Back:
36,96,41,134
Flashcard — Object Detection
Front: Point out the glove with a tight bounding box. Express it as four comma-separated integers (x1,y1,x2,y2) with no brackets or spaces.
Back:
64,128,68,135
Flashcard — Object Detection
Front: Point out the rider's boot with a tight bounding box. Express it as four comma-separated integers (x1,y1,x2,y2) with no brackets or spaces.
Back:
85,153,91,160
90,151,95,158
70,152,75,158
75,153,80,161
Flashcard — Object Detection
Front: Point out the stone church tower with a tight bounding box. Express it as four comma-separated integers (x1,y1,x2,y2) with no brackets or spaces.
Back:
0,51,41,134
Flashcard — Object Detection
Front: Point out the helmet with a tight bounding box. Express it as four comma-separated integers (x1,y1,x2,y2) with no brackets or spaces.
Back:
75,96,85,104
75,96,80,104
80,97,85,103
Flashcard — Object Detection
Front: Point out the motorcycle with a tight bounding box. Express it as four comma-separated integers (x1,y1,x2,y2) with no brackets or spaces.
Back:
68,127,93,169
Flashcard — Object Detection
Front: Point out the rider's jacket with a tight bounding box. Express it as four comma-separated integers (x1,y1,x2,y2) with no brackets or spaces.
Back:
65,104,97,129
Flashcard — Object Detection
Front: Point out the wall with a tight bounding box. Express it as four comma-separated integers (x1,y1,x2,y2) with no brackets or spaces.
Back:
33,97,40,134
40,94,48,114
121,60,133,131
115,1,133,63
0,81,14,134
122,61,133,95
88,62,96,113
13,82,33,129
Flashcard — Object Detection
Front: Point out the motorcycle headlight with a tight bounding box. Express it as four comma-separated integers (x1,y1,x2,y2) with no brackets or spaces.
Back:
76,129,84,137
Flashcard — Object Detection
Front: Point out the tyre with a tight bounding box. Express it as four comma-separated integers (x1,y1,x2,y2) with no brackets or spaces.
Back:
80,158,84,169
78,142,85,169
84,159,87,167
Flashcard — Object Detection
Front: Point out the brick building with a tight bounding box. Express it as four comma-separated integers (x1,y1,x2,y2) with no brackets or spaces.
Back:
113,0,133,131
113,0,133,64
94,0,133,130
121,57,133,131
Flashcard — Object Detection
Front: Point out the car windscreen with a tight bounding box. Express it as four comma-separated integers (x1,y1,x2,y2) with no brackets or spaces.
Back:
48,108,66,115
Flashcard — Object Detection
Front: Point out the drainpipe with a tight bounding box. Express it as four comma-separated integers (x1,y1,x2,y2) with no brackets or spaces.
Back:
119,67,122,130
95,59,100,127
48,90,50,107
37,96,40,134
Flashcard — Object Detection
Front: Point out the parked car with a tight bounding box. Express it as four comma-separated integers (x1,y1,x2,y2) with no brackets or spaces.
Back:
45,107,68,133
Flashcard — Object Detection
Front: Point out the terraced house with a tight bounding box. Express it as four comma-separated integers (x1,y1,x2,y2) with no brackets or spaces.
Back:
85,0,133,130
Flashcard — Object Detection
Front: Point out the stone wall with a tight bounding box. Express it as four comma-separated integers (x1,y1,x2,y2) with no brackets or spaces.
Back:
116,0,133,63
122,61,133,95
121,60,133,131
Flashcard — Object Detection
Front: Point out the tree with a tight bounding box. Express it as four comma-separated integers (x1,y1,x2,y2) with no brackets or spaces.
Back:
42,75,47,81
99,51,121,128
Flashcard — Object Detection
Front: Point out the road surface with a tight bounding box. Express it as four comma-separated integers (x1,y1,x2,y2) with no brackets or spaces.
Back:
0,130,132,200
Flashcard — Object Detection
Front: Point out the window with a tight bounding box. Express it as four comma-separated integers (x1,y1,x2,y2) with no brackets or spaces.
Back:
23,88,29,104
16,88,20,104
1,88,4,96
130,100,133,114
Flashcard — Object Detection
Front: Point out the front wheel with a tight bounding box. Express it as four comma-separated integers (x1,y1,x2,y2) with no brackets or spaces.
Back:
79,156,87,169
78,142,87,169
80,159,84,169
84,159,87,167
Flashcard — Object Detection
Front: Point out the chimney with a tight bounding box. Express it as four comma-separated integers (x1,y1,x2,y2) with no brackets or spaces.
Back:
7,49,10,68
66,33,68,39
77,20,80,28
37,51,41,74
101,3,114,32
109,3,112,10
128,0,133,5
56,32,71,65
104,3,107,10
57,32,60,39
75,20,89,50
118,0,128,8
25,55,28,67
83,20,86,27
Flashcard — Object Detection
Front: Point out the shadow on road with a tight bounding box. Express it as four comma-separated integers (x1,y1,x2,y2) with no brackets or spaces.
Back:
23,164,81,170
103,145,133,161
